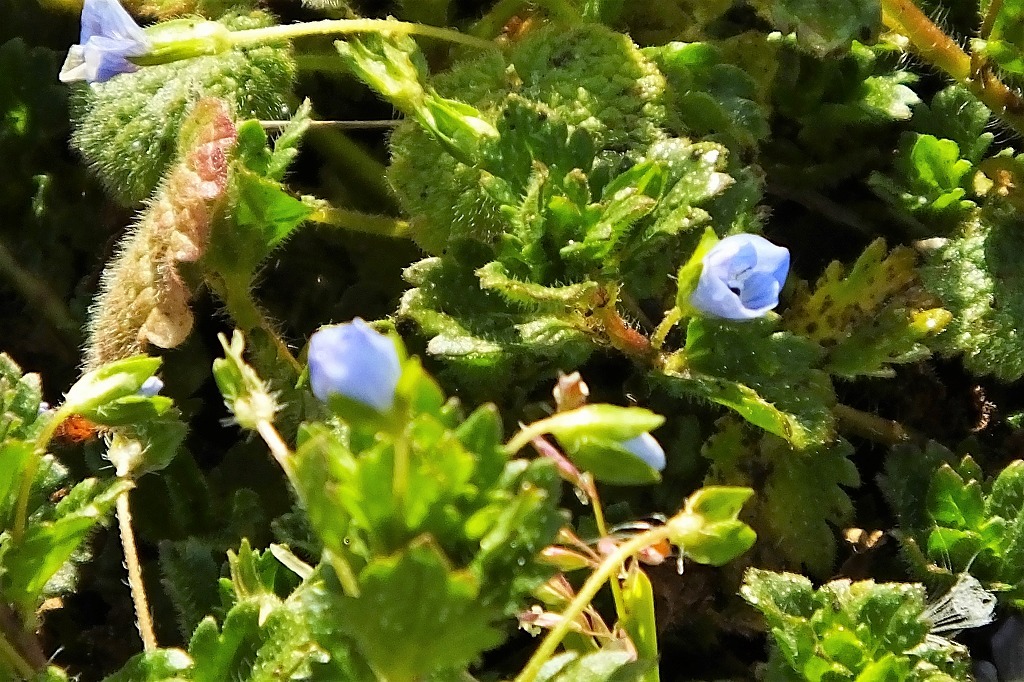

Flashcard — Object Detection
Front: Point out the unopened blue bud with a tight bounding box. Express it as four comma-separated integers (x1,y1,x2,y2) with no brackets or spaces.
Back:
620,432,665,472
690,234,790,320
59,0,150,84
308,319,401,412
138,376,164,397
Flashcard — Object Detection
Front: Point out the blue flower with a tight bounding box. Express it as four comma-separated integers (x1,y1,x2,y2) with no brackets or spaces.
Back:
690,234,790,320
620,433,665,472
138,376,164,397
59,0,150,84
308,319,402,412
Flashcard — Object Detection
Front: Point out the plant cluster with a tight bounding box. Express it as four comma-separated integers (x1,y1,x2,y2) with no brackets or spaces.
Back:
7,0,1024,679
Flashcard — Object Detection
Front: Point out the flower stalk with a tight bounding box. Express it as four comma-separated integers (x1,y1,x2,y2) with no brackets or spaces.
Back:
880,0,1024,138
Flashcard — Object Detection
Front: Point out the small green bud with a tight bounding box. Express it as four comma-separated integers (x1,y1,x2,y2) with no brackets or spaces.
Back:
213,330,278,430
62,356,162,417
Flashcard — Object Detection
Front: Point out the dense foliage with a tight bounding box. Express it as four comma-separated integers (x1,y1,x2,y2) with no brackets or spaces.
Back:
7,0,1024,679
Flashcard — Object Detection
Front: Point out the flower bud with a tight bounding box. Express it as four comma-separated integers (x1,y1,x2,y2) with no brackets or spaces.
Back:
620,432,666,472
308,319,401,412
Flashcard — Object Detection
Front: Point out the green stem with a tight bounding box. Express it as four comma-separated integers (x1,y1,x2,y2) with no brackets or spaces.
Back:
515,525,675,682
305,126,399,213
306,203,411,239
211,276,302,375
534,0,584,23
255,420,361,598
881,0,1024,137
980,0,1005,40
12,405,72,542
229,18,499,51
834,403,915,445
651,307,682,350
586,483,627,622
0,631,34,681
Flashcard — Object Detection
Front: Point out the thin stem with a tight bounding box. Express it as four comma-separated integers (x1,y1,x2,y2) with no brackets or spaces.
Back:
586,483,627,621
255,420,361,597
980,0,1005,40
651,307,682,350
211,276,302,375
305,126,399,213
260,119,401,131
257,419,294,475
117,490,157,652
515,525,675,682
881,0,1024,137
0,631,34,680
834,403,916,445
12,405,72,542
594,292,654,360
306,204,411,239
229,19,499,52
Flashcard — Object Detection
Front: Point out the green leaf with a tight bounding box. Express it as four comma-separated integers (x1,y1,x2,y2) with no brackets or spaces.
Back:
1,477,130,614
921,208,1024,380
659,318,835,448
646,41,769,150
267,98,312,181
974,0,1024,74
101,649,192,682
620,564,658,679
784,239,949,378
188,593,326,682
212,331,278,430
70,12,296,205
334,541,503,681
741,569,969,680
705,424,859,575
0,353,45,443
61,356,162,418
913,86,993,165
537,650,640,682
868,133,975,226
749,0,881,54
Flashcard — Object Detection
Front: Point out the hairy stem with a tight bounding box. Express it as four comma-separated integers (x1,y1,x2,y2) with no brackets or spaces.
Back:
211,275,301,375
229,18,498,51
306,204,411,239
834,403,916,445
117,490,157,651
515,525,675,682
881,0,1024,137
980,0,1005,40
255,420,361,597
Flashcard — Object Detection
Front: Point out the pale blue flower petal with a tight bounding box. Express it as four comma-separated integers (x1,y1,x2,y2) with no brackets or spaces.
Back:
690,234,790,320
60,0,149,83
308,319,402,412
620,433,665,472
138,376,164,398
